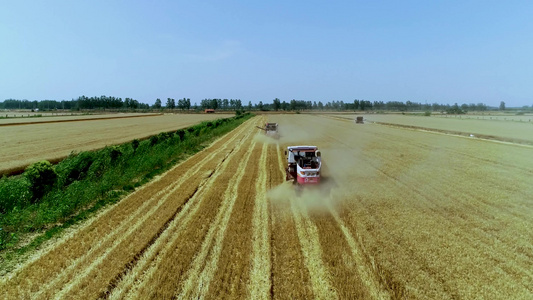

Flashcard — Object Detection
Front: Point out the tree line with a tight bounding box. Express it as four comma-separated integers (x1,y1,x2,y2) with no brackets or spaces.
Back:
0,96,244,111
1,96,528,113
260,98,494,113
0,96,150,110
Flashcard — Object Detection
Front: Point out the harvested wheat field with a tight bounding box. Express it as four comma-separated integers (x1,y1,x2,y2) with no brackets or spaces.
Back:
1,114,532,299
0,113,233,175
327,113,533,145
0,112,161,125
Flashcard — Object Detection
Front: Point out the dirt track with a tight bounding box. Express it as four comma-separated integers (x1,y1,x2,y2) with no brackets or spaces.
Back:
1,115,532,299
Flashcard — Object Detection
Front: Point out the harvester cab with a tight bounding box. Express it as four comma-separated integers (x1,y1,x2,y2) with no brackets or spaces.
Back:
285,146,321,185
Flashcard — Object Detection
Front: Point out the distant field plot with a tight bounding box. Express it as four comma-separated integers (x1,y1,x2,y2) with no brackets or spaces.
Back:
333,113,533,144
0,112,160,125
0,113,233,174
434,113,533,122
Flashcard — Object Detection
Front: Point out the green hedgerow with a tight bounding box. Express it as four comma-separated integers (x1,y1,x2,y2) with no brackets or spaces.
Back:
24,161,57,203
0,176,31,213
149,135,159,146
132,139,140,152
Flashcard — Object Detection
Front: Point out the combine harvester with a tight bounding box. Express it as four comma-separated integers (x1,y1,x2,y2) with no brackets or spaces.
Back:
256,122,279,139
285,146,321,185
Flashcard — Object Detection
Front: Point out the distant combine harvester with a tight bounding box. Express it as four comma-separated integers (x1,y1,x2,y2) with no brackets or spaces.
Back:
204,109,215,114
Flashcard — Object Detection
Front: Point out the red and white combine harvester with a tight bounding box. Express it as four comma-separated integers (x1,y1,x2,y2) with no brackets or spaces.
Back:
285,146,321,185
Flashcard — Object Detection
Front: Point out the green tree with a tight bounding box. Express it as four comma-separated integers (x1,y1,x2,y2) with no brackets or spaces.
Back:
166,98,175,109
178,98,187,110
153,98,162,109
211,99,219,110
499,101,506,110
290,99,297,111
273,98,281,111
447,103,464,114
360,100,366,111
223,99,229,110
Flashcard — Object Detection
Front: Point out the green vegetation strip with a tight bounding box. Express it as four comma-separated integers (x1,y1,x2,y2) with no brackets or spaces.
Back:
0,113,253,261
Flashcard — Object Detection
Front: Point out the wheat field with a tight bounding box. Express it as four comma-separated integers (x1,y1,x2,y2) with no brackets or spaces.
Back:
0,113,233,174
1,114,531,299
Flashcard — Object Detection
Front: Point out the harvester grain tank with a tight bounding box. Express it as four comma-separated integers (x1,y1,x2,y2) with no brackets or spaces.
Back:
285,146,321,185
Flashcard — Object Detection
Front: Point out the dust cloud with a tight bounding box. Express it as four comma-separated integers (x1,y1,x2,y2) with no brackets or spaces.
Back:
267,177,342,214
276,123,316,145
264,115,372,213
252,132,279,145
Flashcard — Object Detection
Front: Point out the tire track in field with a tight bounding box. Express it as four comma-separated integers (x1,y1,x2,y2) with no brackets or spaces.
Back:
0,122,253,299
177,141,258,299
37,122,252,299
276,143,336,298
290,199,338,299
269,144,315,299
309,130,392,298
249,143,271,299
276,131,386,299
116,121,260,299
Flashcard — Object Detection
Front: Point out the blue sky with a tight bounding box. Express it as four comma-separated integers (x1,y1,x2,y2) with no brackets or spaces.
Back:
1,1,532,107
